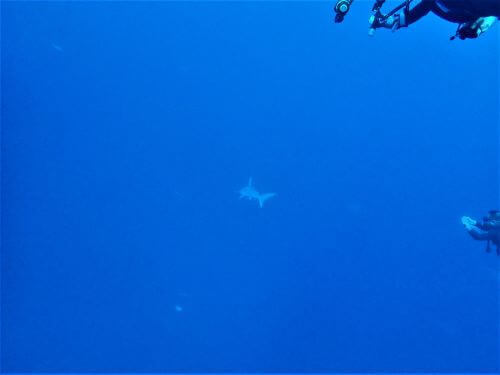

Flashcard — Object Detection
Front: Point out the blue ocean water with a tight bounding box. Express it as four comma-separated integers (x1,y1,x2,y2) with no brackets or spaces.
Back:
1,1,499,372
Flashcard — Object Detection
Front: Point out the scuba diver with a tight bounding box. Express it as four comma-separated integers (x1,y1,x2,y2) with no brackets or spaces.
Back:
334,0,499,40
462,210,500,255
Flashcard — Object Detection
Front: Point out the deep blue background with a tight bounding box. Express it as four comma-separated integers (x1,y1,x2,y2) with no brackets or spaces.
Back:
1,1,499,372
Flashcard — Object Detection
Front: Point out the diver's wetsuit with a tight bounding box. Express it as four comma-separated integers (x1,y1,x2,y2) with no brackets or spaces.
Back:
403,0,500,26
467,219,500,254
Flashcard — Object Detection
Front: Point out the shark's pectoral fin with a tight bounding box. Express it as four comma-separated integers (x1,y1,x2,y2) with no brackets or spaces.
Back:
258,193,276,208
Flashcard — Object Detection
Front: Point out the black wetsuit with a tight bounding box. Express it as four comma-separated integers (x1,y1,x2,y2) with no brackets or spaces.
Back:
468,219,500,254
405,0,500,26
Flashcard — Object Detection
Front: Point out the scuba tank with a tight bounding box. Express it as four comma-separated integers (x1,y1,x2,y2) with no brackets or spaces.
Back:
451,16,498,40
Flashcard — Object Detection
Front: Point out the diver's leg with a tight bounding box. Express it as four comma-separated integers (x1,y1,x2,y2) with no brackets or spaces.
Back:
399,0,434,27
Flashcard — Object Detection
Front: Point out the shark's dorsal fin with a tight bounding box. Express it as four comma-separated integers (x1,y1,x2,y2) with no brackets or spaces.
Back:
248,177,253,187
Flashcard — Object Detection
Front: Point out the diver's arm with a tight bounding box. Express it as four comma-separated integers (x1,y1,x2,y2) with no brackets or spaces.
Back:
466,226,491,241
484,220,500,230
475,221,489,230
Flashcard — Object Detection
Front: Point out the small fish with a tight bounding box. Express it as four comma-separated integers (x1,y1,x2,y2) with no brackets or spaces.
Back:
174,304,183,312
239,178,276,208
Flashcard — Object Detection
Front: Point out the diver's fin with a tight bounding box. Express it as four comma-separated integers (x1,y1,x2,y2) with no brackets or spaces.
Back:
258,193,276,208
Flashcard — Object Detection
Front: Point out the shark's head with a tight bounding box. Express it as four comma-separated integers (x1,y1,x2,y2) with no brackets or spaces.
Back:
239,177,259,200
239,185,259,199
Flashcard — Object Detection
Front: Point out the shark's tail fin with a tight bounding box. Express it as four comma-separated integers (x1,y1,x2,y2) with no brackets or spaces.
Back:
258,193,276,208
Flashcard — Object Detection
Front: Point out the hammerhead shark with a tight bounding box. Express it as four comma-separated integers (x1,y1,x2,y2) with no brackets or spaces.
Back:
239,178,276,208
